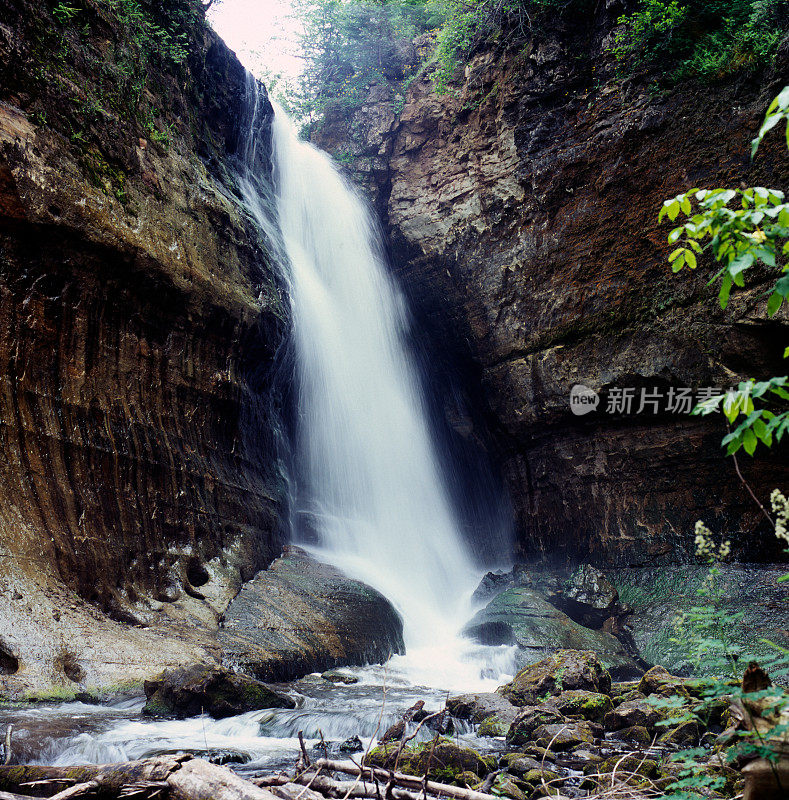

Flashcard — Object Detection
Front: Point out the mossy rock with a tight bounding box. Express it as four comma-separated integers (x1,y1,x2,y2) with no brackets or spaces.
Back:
477,715,510,737
497,650,612,706
142,664,295,719
598,755,658,778
491,774,530,800
603,698,667,732
614,725,652,745
658,720,700,746
500,754,541,775
523,768,560,784
532,722,594,750
365,738,494,781
506,705,565,746
454,770,481,788
550,689,613,721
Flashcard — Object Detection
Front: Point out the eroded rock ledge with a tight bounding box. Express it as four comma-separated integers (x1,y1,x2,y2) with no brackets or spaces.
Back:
0,0,286,697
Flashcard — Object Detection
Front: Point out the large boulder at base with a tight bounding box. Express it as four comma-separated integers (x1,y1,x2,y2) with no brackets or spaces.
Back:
463,589,639,677
365,739,495,782
497,650,612,706
142,663,295,719
447,692,519,723
219,547,405,681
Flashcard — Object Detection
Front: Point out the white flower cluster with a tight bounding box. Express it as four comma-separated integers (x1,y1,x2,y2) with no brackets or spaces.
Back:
694,520,731,560
770,488,789,545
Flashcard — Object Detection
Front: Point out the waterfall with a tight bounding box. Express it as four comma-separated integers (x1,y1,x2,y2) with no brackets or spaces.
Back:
238,82,514,689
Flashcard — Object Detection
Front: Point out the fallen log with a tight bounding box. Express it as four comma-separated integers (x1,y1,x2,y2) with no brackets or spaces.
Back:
254,771,451,800
0,757,281,800
0,791,36,800
312,759,499,800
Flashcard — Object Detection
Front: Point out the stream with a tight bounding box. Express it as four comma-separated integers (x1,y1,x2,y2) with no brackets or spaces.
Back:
0,668,500,773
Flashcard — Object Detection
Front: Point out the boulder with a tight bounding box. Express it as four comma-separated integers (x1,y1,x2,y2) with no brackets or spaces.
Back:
472,571,515,604
498,650,612,706
464,590,639,677
142,663,295,719
500,754,542,775
603,698,666,731
531,722,594,750
219,547,405,680
339,736,363,753
614,725,652,745
447,692,518,723
549,565,620,628
477,713,511,737
658,720,699,746
547,690,612,722
638,665,689,698
322,670,359,685
491,774,529,800
506,705,566,746
609,565,789,674
365,739,495,782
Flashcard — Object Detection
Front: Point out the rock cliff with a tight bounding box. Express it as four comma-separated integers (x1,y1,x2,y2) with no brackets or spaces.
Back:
0,0,287,697
314,11,789,565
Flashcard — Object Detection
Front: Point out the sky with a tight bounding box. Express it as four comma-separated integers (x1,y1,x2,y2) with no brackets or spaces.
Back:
208,0,303,82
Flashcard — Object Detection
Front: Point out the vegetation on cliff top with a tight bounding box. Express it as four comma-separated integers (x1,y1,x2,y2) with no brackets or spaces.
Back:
288,0,788,129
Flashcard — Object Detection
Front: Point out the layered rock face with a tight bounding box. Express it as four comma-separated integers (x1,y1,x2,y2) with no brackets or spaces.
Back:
0,0,287,696
315,15,789,564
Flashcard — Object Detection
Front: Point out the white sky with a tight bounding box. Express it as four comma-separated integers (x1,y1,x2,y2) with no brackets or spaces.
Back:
208,0,303,82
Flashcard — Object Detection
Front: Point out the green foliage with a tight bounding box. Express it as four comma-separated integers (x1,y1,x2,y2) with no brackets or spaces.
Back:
657,91,789,797
610,0,788,81
294,0,432,122
660,88,789,456
429,0,578,93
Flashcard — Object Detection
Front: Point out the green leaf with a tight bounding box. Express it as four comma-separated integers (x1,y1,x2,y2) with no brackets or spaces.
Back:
685,250,697,269
719,276,733,309
768,292,783,316
743,428,757,455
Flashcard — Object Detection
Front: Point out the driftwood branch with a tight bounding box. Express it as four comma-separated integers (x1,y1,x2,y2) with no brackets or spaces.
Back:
312,759,499,800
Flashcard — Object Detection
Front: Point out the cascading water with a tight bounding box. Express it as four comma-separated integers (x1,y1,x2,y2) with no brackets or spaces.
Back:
239,85,515,690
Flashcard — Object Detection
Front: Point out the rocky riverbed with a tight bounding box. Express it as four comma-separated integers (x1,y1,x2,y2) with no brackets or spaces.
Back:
0,650,782,799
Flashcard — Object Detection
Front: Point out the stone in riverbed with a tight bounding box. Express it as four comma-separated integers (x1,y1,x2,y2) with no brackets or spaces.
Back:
143,663,295,719
322,669,359,684
614,725,652,745
447,691,518,723
465,591,639,677
498,650,612,706
506,705,566,746
365,738,495,781
219,547,405,681
603,698,666,731
547,689,613,722
531,721,594,750
477,713,511,737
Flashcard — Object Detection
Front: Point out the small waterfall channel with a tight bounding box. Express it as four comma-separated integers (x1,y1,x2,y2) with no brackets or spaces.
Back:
7,77,516,768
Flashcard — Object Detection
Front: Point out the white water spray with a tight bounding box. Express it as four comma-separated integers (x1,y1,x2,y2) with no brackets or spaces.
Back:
240,92,514,690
